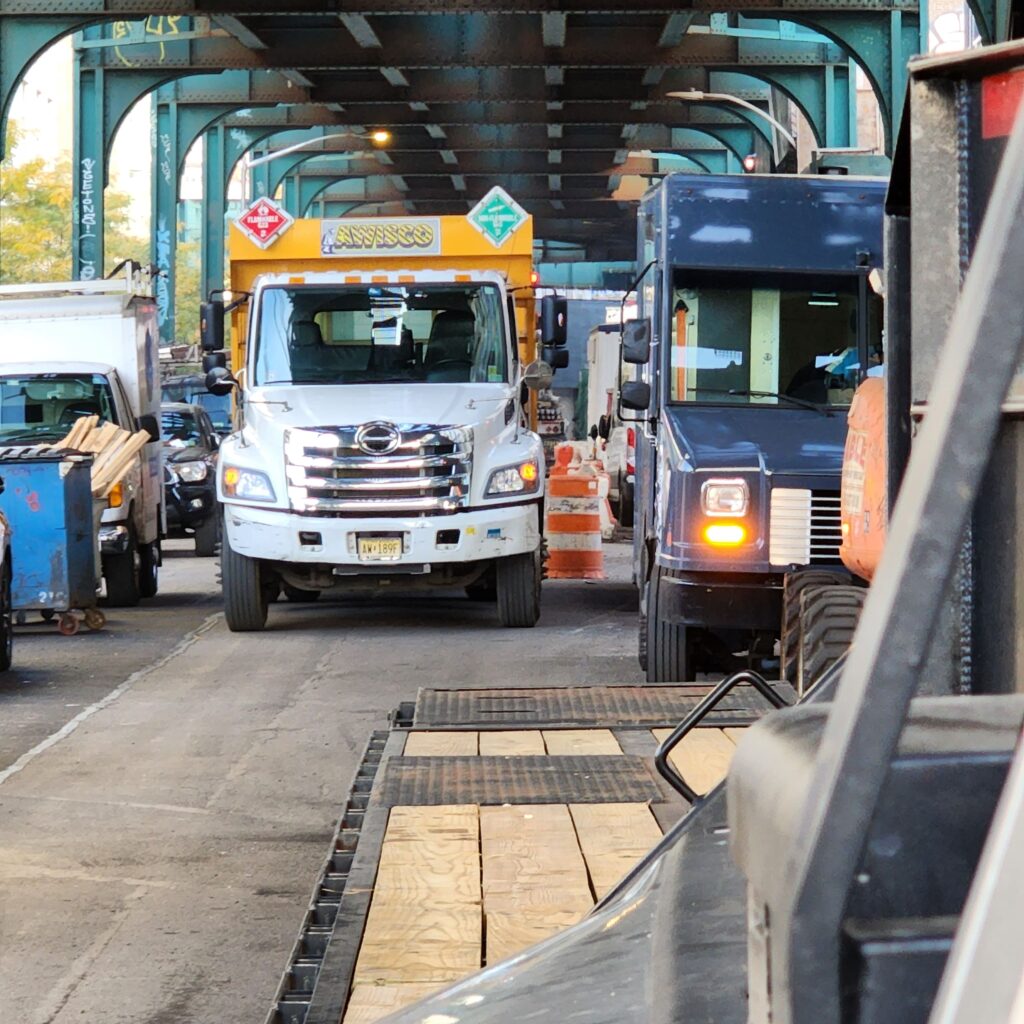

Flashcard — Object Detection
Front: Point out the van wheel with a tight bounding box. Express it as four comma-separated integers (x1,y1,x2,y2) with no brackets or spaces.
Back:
797,585,866,695
496,550,541,627
104,523,141,607
779,570,849,685
194,516,220,557
222,535,269,632
0,557,13,672
645,565,691,683
618,476,634,528
139,541,159,598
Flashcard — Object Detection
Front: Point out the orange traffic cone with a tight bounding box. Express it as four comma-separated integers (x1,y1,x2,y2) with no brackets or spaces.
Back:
545,447,605,579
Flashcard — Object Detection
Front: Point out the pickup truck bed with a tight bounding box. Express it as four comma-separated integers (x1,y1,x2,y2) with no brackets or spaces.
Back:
268,682,790,1024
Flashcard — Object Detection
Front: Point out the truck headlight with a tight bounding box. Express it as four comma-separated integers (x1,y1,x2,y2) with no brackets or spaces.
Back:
701,478,749,516
485,460,540,496
176,461,208,483
223,465,276,502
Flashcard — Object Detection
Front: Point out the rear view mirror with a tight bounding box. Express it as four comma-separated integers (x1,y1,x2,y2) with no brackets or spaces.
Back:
203,352,227,372
522,360,554,392
540,295,568,346
206,367,237,397
200,299,225,353
543,347,569,370
620,381,651,411
138,413,161,443
622,319,651,364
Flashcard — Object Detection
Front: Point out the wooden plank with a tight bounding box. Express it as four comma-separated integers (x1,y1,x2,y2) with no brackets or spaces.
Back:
404,731,478,756
723,727,748,746
343,983,442,1024
652,727,737,797
481,804,593,964
569,803,663,899
352,804,482,987
352,906,481,984
543,729,622,756
478,731,546,755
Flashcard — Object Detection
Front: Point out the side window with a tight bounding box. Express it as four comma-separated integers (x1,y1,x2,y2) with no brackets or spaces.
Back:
108,376,130,427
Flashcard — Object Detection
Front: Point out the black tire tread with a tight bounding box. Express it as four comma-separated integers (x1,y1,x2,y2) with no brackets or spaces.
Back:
104,522,140,607
646,565,690,683
797,584,866,693
496,550,541,627
222,534,269,632
780,570,849,684
194,516,220,557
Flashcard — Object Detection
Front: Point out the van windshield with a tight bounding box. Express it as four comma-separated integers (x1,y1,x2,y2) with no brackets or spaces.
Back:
254,283,509,386
667,271,883,407
0,373,116,444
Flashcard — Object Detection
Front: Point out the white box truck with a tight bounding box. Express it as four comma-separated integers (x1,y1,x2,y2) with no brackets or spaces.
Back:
0,268,163,605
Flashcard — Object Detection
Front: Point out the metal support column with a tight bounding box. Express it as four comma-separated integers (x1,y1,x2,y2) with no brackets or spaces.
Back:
151,93,178,343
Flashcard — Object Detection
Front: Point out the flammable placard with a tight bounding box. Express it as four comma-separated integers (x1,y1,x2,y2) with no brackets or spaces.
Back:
320,217,442,258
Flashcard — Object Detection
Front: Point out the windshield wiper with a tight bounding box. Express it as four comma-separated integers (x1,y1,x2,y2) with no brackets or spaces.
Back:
686,387,831,416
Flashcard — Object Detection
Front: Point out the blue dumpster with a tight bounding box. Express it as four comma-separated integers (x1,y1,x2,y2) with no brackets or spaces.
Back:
0,453,103,632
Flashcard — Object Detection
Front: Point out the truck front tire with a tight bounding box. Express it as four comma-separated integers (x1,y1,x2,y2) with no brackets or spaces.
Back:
222,534,269,632
496,550,541,628
104,522,141,607
645,565,691,683
139,541,159,598
193,515,220,558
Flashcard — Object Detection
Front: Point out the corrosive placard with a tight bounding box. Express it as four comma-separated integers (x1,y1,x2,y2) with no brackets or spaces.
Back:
320,217,442,257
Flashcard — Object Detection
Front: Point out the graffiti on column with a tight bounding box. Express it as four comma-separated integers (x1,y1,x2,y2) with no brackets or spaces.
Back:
160,133,172,187
155,216,172,331
78,157,98,280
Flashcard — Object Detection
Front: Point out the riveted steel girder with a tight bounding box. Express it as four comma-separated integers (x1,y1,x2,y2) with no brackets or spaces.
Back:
0,15,88,156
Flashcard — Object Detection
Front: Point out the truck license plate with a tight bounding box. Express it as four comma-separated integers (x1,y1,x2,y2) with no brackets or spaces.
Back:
357,536,402,561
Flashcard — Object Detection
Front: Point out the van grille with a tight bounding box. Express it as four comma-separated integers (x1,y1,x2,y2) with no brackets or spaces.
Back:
768,488,842,566
284,424,472,516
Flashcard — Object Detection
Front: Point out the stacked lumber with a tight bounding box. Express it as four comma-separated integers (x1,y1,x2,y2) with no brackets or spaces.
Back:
47,416,152,498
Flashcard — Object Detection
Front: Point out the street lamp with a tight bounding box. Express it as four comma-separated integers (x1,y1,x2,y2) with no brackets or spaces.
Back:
665,90,797,150
247,129,391,168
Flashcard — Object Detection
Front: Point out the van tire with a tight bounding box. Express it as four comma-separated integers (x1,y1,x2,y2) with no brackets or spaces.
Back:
797,585,866,695
139,541,159,598
194,515,220,557
0,557,13,672
104,522,141,607
496,550,541,627
646,565,690,683
780,570,849,685
222,535,269,632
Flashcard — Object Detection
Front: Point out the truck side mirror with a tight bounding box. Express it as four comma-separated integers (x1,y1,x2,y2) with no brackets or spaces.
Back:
622,318,651,364
206,367,237,397
200,299,225,353
522,359,554,392
137,413,161,443
620,381,651,411
203,352,227,372
543,347,569,370
540,295,568,346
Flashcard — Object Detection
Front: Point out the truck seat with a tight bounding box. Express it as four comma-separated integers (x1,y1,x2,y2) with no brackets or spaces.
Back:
425,310,474,367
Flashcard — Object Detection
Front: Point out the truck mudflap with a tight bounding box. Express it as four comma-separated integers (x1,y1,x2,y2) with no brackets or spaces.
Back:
265,682,791,1024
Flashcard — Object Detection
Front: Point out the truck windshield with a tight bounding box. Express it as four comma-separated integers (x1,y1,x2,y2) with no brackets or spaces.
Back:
667,272,883,407
254,283,509,386
0,373,116,444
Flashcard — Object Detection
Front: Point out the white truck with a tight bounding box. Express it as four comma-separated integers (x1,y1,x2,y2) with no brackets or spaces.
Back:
203,210,567,631
0,269,163,605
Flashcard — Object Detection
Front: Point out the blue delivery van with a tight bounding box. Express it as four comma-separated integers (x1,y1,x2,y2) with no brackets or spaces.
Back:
620,173,886,682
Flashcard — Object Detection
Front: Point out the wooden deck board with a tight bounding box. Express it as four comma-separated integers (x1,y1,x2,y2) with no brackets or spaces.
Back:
404,731,479,756
543,729,622,755
343,983,443,1024
652,727,738,797
723,727,748,746
478,731,546,755
570,802,663,899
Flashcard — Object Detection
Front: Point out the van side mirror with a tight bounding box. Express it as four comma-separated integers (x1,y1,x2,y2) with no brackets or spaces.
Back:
138,413,161,443
620,381,651,411
622,319,651,364
540,295,568,346
543,347,569,370
206,367,237,397
200,299,225,353
203,351,227,372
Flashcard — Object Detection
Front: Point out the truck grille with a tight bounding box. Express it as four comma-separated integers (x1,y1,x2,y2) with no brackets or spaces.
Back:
768,488,842,566
284,424,472,516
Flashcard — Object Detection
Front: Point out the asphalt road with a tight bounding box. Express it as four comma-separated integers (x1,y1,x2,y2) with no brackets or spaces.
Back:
0,539,642,1024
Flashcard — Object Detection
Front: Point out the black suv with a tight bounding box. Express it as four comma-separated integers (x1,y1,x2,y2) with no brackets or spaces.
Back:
162,402,220,556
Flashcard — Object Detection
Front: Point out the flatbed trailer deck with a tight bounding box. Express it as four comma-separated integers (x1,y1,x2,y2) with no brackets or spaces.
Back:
268,681,792,1024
